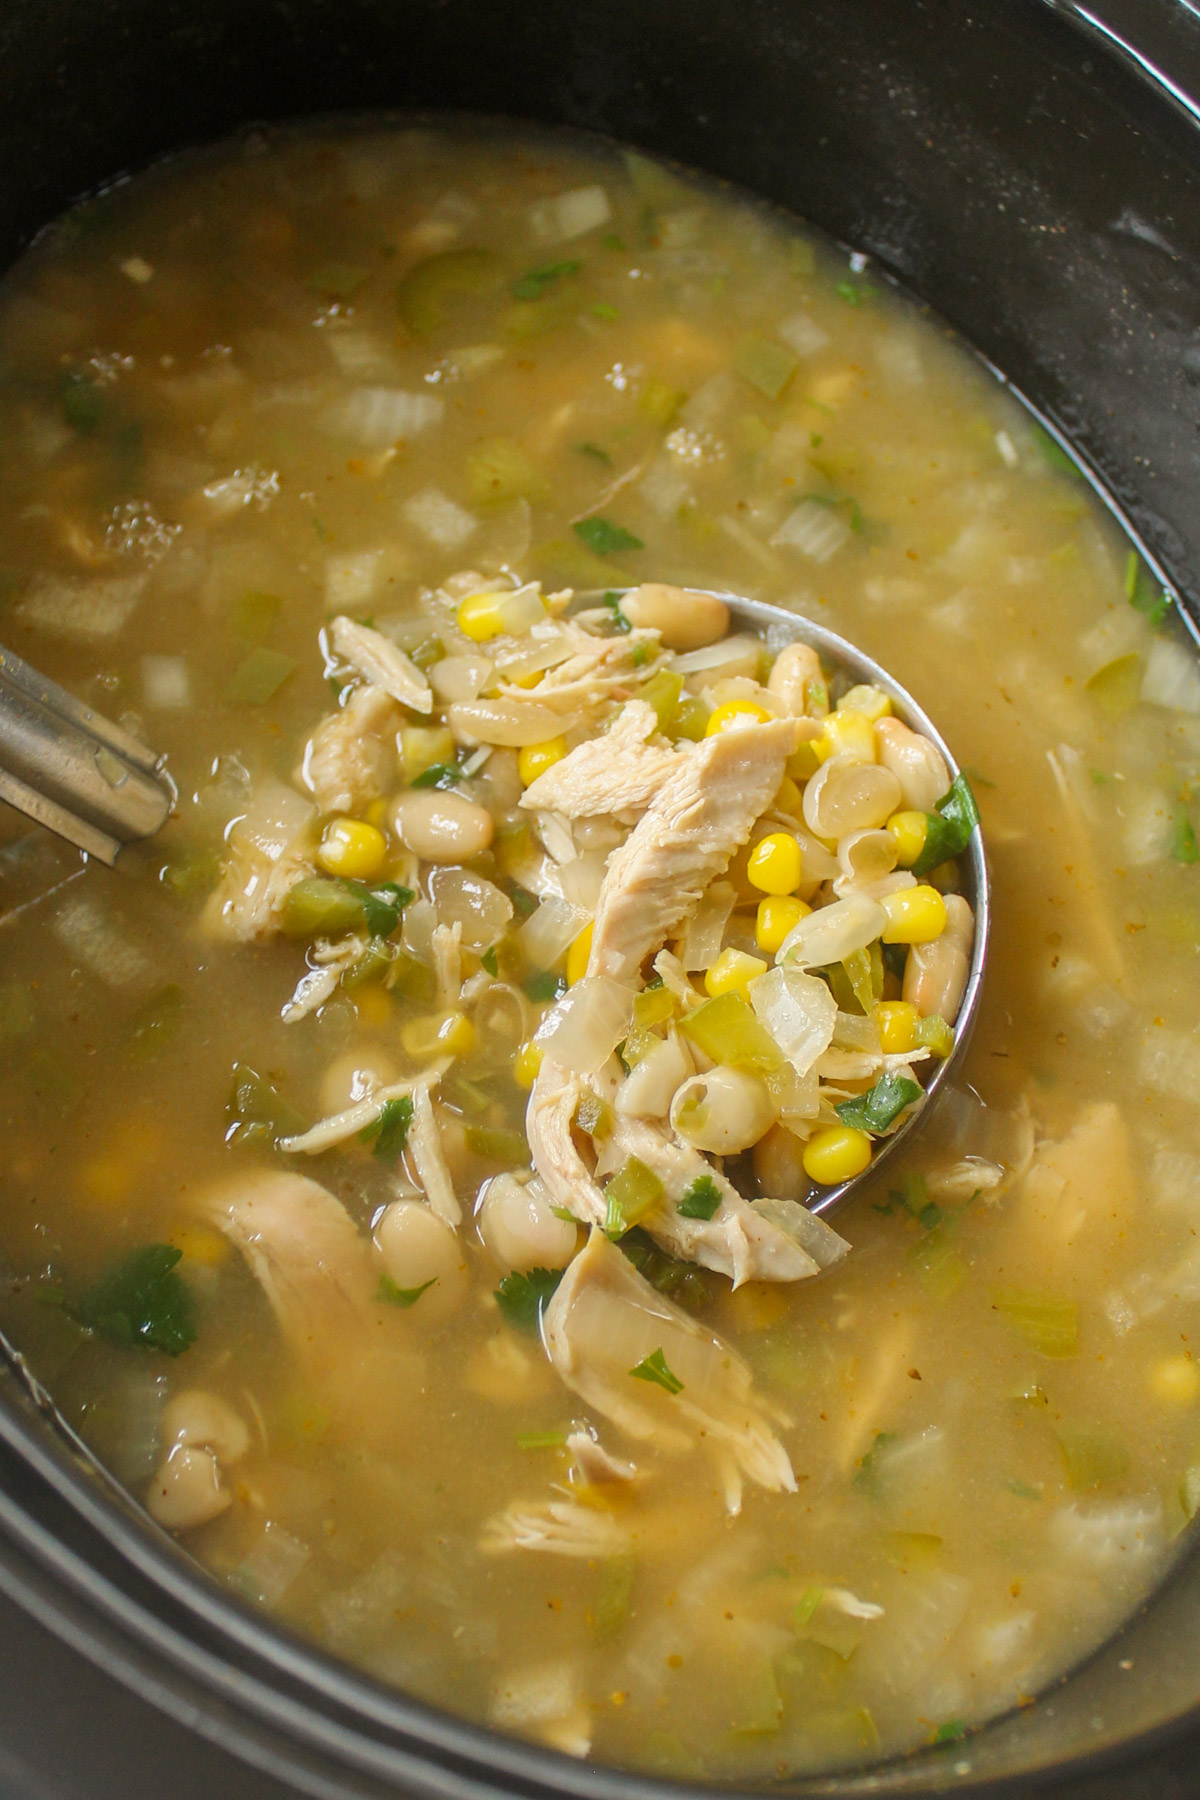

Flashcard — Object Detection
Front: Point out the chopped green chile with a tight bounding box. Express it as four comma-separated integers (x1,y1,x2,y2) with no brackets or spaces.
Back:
992,1290,1080,1358
395,247,504,333
1055,1421,1132,1491
225,648,299,705
604,1156,664,1236
465,1124,528,1163
575,1091,614,1140
225,1062,307,1147
733,333,798,401
912,1014,955,1058
680,993,784,1075
632,984,675,1030
281,877,412,941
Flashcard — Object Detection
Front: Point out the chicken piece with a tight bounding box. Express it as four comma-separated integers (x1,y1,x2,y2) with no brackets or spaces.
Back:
1000,1101,1137,1279
480,1497,632,1558
329,615,432,714
588,717,801,983
526,1056,846,1285
567,1429,637,1485
407,1084,461,1227
519,700,688,818
542,1230,795,1502
203,842,313,943
281,933,366,1022
498,621,664,713
201,1171,376,1359
299,682,401,815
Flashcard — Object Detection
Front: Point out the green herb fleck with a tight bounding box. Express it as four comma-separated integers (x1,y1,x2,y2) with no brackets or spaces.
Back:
74,1244,195,1356
225,1062,306,1148
576,440,613,464
480,946,499,977
677,1175,722,1220
853,1430,896,1498
1124,549,1171,626
932,1719,966,1747
524,970,566,1003
601,589,632,634
574,516,644,557
410,761,465,790
358,1095,414,1162
1171,807,1199,865
516,1429,569,1450
1007,1478,1042,1501
912,772,981,878
1032,424,1080,475
835,1071,922,1135
511,259,581,300
495,1267,564,1333
591,300,619,321
835,279,877,306
629,1347,683,1395
377,1273,435,1307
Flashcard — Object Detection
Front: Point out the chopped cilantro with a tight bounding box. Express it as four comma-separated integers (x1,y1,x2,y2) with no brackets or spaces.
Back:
225,1062,307,1148
591,300,620,321
410,761,465,790
573,516,643,556
576,440,613,463
835,279,877,306
74,1244,196,1356
835,1071,922,1135
377,1274,435,1307
1124,549,1171,626
1007,1478,1042,1501
853,1430,896,1498
507,884,538,919
601,589,632,634
677,1174,722,1220
932,1719,966,1746
912,772,981,878
1032,424,1080,476
629,1347,683,1395
495,1267,564,1333
1171,808,1200,865
480,946,499,977
358,1095,414,1162
511,259,581,300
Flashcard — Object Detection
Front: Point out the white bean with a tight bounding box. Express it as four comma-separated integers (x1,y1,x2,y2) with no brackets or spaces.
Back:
161,1390,250,1464
375,1199,468,1324
392,789,494,862
768,642,826,717
477,1174,578,1273
319,1051,398,1117
670,1067,778,1154
620,583,729,650
874,718,950,813
146,1444,230,1532
752,1122,811,1202
802,754,903,839
615,1030,692,1119
903,896,975,1023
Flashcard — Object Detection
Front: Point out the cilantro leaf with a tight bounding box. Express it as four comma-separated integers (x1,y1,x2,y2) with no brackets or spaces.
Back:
629,1347,683,1394
912,771,981,877
74,1244,196,1356
523,970,566,1002
677,1174,722,1220
495,1267,564,1333
1124,549,1171,627
480,946,499,977
601,589,632,634
835,1072,923,1135
1171,807,1199,865
358,1095,414,1162
410,762,465,790
511,259,581,300
573,517,644,556
358,881,415,937
576,440,613,463
377,1274,436,1308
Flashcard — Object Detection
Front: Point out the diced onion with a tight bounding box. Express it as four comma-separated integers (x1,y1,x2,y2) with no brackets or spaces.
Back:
751,1196,849,1268
401,897,437,963
778,893,888,969
429,866,513,949
672,633,763,677
235,1520,311,1605
748,965,837,1076
529,185,611,243
537,977,634,1077
680,879,736,972
231,777,315,860
558,850,608,913
430,653,494,704
518,895,589,970
777,310,830,358
772,500,851,563
141,654,191,710
449,699,584,747
1143,636,1200,715
832,1011,883,1052
325,386,443,447
402,486,478,549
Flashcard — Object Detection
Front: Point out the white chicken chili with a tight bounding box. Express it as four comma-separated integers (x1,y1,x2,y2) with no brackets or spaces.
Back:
0,118,1199,1782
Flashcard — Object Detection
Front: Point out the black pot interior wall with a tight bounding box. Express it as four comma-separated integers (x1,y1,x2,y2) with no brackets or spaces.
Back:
2,2,1200,1795
1,0,1199,617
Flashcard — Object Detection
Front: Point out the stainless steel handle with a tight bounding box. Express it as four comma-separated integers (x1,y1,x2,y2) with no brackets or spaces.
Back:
0,644,173,865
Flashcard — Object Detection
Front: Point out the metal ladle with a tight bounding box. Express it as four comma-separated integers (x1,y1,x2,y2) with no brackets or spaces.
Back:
0,594,986,1215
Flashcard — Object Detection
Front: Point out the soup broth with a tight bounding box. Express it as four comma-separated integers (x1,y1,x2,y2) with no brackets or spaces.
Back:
1,120,1199,1779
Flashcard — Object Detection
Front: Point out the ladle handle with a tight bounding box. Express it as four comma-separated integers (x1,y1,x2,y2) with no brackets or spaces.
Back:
0,644,172,865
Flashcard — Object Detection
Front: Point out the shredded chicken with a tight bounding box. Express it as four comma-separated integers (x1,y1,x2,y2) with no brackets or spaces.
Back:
542,1229,795,1507
203,841,312,943
480,1496,632,1557
519,700,688,818
497,620,664,712
299,682,401,815
201,1172,376,1356
279,1069,448,1156
431,921,463,1008
328,615,432,713
281,934,366,1022
407,1084,461,1227
588,717,801,983
567,1429,637,1486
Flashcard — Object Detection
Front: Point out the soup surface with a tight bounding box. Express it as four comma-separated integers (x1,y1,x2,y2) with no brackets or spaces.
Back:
1,120,1200,1780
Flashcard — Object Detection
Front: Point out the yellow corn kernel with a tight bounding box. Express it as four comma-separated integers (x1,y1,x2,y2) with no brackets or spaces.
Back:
566,921,593,987
514,1039,544,1090
457,590,510,641
747,831,803,896
704,946,769,999
802,1125,873,1185
705,699,772,736
518,736,568,786
316,817,388,881
814,707,877,765
773,775,803,815
78,1157,133,1206
401,1010,475,1059
354,985,393,1029
880,884,947,944
755,894,810,955
887,810,928,868
840,683,893,723
170,1225,232,1268
400,725,455,781
875,999,919,1054
1150,1355,1200,1407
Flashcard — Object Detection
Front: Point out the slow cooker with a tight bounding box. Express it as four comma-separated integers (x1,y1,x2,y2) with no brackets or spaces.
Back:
1,2,1199,1795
